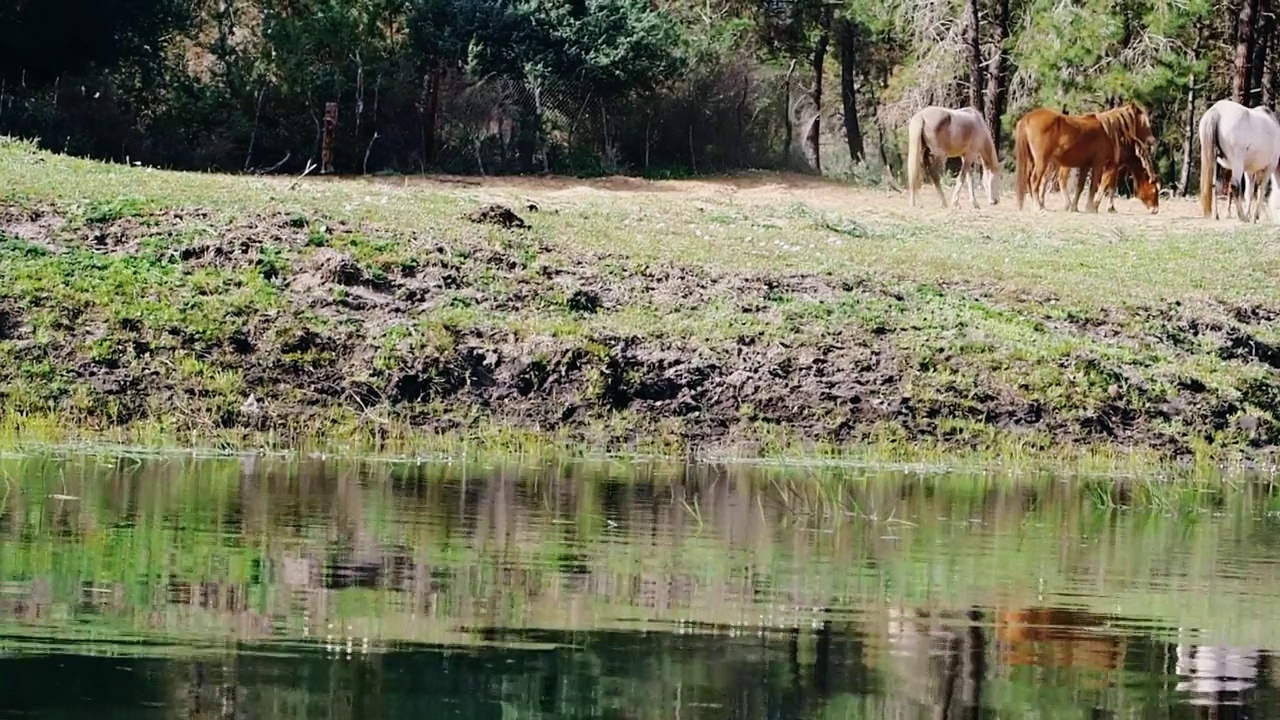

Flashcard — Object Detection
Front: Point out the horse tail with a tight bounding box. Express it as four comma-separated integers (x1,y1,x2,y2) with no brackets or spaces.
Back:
1199,106,1217,218
1015,118,1031,210
907,112,926,205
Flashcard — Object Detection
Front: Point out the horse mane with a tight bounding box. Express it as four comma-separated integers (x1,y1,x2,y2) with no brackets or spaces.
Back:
1095,104,1156,179
1094,105,1149,147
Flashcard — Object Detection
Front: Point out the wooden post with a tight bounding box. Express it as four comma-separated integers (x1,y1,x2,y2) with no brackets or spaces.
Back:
321,102,338,174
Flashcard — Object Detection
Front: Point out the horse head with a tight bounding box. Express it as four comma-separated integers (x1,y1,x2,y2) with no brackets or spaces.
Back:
985,165,1001,205
1133,144,1160,214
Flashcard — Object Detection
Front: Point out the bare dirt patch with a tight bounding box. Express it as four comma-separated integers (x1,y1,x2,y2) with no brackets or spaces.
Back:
463,203,528,229
361,170,1223,227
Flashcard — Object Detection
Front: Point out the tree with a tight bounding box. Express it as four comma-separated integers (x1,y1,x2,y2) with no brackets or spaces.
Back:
1249,0,1274,106
983,0,1011,147
965,0,985,114
0,0,189,83
837,17,865,162
808,5,833,172
1234,0,1260,104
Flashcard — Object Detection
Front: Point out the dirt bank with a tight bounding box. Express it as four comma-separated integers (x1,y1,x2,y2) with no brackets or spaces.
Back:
4,194,1280,463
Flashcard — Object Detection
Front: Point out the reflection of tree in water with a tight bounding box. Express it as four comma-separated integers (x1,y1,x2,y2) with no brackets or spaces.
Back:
174,662,242,720
10,627,872,719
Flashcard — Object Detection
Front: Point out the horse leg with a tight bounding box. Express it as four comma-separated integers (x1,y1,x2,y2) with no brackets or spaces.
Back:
1259,166,1280,220
966,157,980,208
1240,171,1256,222
1084,161,1104,213
1246,172,1258,222
1034,165,1050,206
1253,171,1268,222
927,157,947,206
1056,166,1073,211
949,157,969,208
1099,166,1118,213
1073,168,1090,212
1029,159,1050,210
1062,167,1084,212
1261,172,1276,222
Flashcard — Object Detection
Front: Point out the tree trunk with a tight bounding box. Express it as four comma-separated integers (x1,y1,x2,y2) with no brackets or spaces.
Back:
983,0,1011,148
1235,0,1259,105
424,66,442,168
782,59,795,168
807,9,832,173
966,0,985,114
838,18,864,163
321,102,338,174
1251,0,1274,106
1267,33,1279,108
1179,77,1196,196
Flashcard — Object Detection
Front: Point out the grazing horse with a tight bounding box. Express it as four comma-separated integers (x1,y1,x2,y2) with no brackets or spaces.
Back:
1014,103,1157,213
907,106,1002,208
1047,143,1160,214
1198,99,1280,222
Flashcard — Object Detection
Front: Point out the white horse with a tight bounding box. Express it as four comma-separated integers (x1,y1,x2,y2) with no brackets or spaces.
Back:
1198,99,1280,222
907,106,1002,208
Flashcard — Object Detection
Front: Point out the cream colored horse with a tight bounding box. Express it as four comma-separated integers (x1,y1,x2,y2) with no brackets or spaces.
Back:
907,106,1001,208
1199,99,1280,222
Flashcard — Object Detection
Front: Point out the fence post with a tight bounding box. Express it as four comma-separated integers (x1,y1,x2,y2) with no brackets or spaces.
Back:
322,102,338,174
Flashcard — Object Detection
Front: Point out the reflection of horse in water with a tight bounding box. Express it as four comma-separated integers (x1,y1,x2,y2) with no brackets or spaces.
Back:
883,605,987,718
994,607,1127,688
1176,641,1266,714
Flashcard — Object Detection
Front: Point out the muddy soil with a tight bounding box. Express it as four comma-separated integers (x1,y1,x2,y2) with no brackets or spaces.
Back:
1,202,1278,459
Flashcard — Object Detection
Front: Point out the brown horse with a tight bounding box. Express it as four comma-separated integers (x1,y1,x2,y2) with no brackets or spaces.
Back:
995,607,1127,689
1014,103,1158,212
1047,142,1160,214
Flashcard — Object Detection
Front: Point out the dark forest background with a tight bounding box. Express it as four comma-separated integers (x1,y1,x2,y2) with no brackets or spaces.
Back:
0,0,1272,189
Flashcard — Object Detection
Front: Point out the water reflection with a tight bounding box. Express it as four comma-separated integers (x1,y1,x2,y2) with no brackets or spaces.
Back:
0,454,1279,718
1177,642,1267,709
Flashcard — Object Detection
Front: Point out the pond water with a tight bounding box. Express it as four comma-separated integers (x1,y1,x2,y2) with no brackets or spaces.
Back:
1,452,1279,718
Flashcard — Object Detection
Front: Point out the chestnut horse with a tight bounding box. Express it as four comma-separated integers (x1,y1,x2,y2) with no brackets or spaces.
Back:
1198,98,1280,222
1046,143,1160,214
1014,103,1157,212
907,105,1002,208
995,607,1127,689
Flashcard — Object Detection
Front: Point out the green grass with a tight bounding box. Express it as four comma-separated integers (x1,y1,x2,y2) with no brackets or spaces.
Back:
4,136,1280,471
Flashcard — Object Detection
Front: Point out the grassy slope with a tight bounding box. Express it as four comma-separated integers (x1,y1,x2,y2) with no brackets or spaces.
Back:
3,136,1280,467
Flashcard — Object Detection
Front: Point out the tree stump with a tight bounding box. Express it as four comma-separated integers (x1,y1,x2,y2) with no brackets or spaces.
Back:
321,102,338,174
